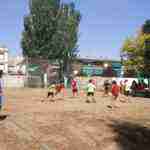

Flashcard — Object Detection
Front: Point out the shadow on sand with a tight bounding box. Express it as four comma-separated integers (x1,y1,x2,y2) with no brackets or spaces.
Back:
109,120,150,150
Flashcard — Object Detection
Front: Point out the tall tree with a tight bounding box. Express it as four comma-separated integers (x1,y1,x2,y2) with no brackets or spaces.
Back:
59,3,81,77
21,0,81,79
22,0,60,58
50,2,81,78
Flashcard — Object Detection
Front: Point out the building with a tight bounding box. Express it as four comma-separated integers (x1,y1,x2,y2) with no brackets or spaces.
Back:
72,57,122,77
0,47,8,73
0,47,26,75
8,56,26,75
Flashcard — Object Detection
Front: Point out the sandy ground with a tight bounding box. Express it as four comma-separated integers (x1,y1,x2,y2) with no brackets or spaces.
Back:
0,88,150,150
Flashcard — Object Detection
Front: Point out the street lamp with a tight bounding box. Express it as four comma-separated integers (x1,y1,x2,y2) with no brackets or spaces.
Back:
73,70,78,75
104,63,108,68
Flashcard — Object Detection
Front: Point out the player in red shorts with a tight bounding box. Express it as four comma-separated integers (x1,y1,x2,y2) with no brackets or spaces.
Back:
71,78,78,97
108,80,120,108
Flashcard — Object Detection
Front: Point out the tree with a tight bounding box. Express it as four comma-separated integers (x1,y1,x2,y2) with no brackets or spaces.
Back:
21,0,81,79
59,3,81,77
121,20,150,78
121,36,144,76
142,20,150,34
141,20,150,78
22,0,61,58
50,3,81,78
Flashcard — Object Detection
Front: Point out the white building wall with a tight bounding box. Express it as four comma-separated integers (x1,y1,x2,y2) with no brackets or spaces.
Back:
0,65,4,71
4,51,8,62
4,51,8,73
0,48,8,73
0,54,4,60
4,63,8,73
3,75,26,88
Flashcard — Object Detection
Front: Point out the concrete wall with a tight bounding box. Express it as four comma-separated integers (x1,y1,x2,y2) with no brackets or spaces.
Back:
2,75,143,89
3,75,44,88
76,76,112,90
3,75,26,88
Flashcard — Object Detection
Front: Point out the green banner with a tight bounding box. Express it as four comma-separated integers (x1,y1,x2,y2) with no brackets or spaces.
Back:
27,64,42,75
82,66,103,76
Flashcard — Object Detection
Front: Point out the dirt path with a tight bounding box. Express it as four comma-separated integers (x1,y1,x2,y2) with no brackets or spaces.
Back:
0,88,150,150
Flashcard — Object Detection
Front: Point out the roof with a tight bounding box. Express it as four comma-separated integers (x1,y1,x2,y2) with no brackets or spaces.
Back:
8,56,24,66
75,57,121,63
0,47,8,53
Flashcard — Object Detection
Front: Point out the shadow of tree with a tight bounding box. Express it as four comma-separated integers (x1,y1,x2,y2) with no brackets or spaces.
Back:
109,120,150,150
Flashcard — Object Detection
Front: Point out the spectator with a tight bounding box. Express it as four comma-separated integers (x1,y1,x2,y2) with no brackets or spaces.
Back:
131,80,138,96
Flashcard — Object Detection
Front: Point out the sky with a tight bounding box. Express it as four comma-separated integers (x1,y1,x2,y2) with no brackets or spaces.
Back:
0,0,150,60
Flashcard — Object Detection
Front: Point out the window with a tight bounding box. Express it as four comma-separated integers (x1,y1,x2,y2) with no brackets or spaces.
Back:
0,54,4,60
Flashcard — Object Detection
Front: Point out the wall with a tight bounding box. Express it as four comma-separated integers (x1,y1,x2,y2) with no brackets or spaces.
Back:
3,75,45,88
3,75,26,88
76,76,139,90
76,76,112,90
26,75,44,88
2,75,142,89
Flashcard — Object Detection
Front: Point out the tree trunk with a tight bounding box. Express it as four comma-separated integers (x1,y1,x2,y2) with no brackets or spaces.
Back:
63,57,72,87
58,60,63,81
63,57,69,77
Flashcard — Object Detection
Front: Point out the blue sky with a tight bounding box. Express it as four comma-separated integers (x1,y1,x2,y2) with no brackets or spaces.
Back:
0,0,150,59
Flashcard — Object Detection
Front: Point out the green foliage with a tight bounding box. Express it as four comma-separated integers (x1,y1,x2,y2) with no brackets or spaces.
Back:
21,0,81,77
50,2,81,77
121,20,150,77
144,36,150,77
22,0,60,58
121,37,144,74
51,3,81,60
142,20,150,34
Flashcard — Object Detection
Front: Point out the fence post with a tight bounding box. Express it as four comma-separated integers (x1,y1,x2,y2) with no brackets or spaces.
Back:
44,73,48,88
